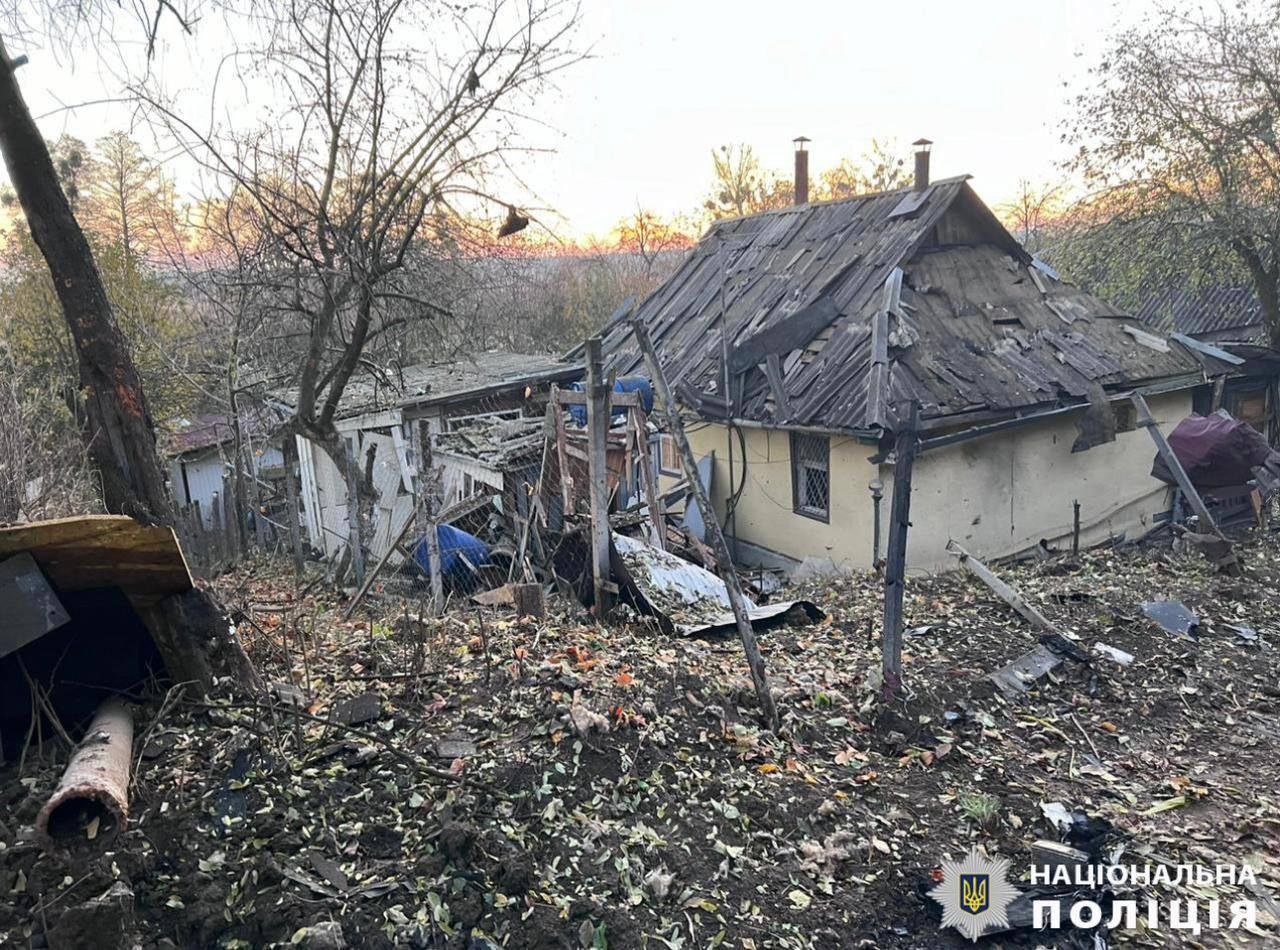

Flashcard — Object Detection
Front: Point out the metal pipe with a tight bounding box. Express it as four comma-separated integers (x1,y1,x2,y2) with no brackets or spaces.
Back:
869,479,884,565
37,697,134,849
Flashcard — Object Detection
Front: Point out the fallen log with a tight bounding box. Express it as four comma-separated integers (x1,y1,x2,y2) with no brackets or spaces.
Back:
36,697,133,848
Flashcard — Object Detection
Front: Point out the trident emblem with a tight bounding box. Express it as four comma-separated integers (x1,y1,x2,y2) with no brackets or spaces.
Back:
960,874,989,915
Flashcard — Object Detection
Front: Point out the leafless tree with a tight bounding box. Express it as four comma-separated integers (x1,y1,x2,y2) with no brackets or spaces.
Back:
139,0,583,490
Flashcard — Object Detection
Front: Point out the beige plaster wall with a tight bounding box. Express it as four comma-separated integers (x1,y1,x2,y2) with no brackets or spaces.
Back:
661,389,1191,574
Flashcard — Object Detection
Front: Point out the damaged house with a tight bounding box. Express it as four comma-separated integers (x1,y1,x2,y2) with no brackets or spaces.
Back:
600,143,1225,573
277,351,581,565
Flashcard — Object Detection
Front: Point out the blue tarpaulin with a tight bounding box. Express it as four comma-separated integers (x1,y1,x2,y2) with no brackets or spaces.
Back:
409,524,491,581
568,377,654,426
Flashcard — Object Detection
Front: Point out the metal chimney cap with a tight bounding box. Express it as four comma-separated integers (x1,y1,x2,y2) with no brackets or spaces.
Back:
912,138,933,149
793,135,811,147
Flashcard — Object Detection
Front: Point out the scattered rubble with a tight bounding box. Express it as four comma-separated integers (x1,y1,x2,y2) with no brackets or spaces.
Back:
1,529,1278,947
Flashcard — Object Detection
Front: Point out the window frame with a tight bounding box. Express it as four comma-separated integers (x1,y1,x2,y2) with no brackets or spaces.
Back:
657,433,682,477
790,431,830,523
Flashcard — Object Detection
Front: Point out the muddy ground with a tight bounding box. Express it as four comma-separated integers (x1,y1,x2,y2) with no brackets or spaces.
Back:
1,531,1278,948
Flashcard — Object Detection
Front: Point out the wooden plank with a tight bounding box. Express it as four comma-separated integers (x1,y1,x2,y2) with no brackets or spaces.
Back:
586,337,614,616
631,316,779,732
945,539,1058,634
554,389,642,408
550,385,574,512
0,516,193,596
632,405,666,551
881,402,917,699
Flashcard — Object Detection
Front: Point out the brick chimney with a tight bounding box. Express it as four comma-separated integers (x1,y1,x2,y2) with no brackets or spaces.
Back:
793,136,810,205
913,138,932,191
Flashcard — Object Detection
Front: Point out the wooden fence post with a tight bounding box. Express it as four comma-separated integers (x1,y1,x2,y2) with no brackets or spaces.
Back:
189,500,205,577
421,444,444,617
344,439,366,588
209,492,224,574
630,317,779,731
586,337,615,617
882,401,919,701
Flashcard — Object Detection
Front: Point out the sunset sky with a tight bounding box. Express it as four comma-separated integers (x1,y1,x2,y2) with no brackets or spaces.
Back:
11,0,1149,241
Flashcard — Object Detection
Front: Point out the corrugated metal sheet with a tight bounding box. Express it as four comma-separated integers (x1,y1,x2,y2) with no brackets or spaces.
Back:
602,179,1203,432
1136,286,1264,340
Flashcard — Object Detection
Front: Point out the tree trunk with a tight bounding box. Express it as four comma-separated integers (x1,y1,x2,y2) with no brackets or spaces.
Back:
0,39,257,692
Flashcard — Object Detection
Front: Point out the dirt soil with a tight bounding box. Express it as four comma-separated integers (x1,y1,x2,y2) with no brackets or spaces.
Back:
2,532,1279,949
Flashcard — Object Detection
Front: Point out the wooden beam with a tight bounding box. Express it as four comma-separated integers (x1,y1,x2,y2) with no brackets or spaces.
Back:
881,402,918,699
764,353,790,419
630,316,779,732
550,385,574,512
586,338,614,617
945,539,1059,634
554,389,642,408
1131,392,1238,573
632,405,666,551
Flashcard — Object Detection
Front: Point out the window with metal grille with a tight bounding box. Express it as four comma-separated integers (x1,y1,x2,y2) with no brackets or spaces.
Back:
791,432,830,521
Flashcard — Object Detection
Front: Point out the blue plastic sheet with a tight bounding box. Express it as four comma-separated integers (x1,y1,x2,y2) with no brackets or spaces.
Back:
409,524,491,581
568,377,654,426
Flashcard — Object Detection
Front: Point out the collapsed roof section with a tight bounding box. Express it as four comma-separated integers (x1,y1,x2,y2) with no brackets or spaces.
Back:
599,178,1207,434
272,351,582,422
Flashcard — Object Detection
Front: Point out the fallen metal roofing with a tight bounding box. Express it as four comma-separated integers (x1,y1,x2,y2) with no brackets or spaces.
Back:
600,179,1205,433
610,533,820,636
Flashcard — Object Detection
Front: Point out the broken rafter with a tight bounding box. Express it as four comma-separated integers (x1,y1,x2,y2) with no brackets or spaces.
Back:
630,315,779,732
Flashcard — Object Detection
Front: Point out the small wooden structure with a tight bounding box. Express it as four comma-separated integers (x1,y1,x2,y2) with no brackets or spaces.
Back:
0,516,195,763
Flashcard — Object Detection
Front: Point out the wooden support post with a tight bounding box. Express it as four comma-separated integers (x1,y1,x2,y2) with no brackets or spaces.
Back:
189,500,205,576
422,513,444,618
586,337,615,617
342,494,429,620
946,539,1059,634
633,405,666,551
209,492,224,572
881,402,918,701
222,473,240,563
1131,392,1239,573
283,436,306,581
344,440,366,588
630,317,779,731
550,385,575,512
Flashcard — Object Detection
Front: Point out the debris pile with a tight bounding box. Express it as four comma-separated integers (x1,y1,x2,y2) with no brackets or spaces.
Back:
0,530,1278,947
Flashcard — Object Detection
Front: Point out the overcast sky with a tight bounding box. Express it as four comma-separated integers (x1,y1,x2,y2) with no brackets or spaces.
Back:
11,0,1147,240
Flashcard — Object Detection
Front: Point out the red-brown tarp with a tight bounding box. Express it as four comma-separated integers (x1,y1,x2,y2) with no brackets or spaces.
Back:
1151,413,1271,489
